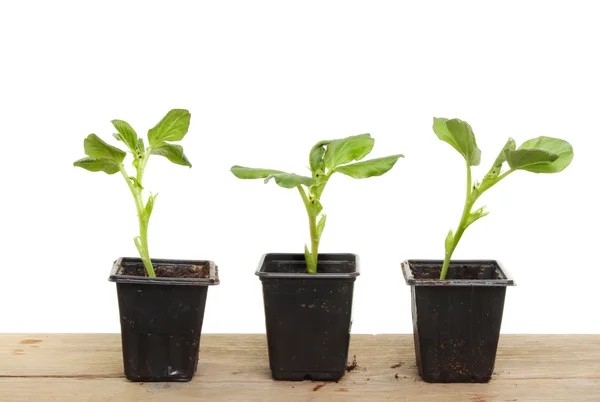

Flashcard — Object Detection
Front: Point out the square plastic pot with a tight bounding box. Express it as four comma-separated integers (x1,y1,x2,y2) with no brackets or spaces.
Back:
109,257,219,382
402,259,515,383
257,253,359,381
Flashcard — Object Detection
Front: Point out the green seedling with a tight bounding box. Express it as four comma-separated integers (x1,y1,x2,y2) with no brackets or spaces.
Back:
74,109,192,278
433,117,574,280
231,134,403,273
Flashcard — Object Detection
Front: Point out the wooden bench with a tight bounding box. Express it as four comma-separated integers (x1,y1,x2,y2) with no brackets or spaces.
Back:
1,334,599,401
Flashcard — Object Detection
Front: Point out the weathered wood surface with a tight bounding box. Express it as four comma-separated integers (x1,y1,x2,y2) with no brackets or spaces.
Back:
0,334,598,401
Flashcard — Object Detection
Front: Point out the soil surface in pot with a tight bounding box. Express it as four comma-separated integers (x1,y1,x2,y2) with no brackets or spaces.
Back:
128,263,210,279
411,263,499,280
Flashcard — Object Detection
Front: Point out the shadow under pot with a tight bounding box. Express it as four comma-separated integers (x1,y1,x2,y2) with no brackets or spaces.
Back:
402,259,515,383
109,257,219,382
257,253,359,381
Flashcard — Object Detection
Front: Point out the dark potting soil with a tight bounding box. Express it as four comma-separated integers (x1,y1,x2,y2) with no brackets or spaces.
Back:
346,355,358,372
128,263,210,279
312,384,325,391
411,263,499,280
390,361,403,369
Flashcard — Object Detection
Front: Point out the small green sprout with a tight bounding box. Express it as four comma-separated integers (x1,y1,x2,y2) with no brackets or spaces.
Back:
432,117,574,280
231,134,403,273
74,109,192,277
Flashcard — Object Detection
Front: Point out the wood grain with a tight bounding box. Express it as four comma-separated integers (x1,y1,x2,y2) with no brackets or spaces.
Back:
1,334,598,401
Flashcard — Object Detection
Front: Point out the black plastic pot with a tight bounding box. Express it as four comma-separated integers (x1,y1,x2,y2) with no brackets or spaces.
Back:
257,253,359,381
109,257,219,382
402,259,515,383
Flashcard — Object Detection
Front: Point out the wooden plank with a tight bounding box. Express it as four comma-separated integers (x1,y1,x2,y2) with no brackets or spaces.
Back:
0,334,599,401
1,378,599,402
1,334,123,377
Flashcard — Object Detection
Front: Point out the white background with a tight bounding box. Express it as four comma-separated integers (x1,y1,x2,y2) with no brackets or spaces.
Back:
0,1,598,334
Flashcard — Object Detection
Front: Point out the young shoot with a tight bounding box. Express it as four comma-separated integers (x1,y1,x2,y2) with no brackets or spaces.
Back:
433,117,574,280
74,109,193,278
231,134,403,274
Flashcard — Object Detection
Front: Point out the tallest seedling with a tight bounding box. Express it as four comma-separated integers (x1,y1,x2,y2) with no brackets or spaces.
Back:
433,117,574,280
74,109,192,278
231,134,402,273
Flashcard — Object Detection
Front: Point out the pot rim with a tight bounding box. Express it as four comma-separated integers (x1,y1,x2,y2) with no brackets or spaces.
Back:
402,259,515,287
109,257,220,286
256,252,360,279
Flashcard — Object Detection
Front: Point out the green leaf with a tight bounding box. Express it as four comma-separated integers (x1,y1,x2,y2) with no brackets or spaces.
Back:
151,142,192,167
73,157,120,175
132,138,146,169
432,118,481,166
304,244,316,274
83,134,126,163
312,200,323,215
486,138,516,179
147,109,191,148
309,140,329,172
324,134,374,170
444,229,454,256
334,154,403,179
264,173,315,188
230,165,285,179
129,176,144,190
505,148,559,172
316,214,327,241
134,236,144,255
136,138,145,153
506,136,574,173
230,166,314,188
308,180,327,201
144,193,157,218
112,119,138,152
465,206,489,228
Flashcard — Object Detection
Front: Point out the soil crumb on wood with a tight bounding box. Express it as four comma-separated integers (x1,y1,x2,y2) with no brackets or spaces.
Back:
391,361,403,369
346,355,358,372
312,384,325,391
127,263,210,279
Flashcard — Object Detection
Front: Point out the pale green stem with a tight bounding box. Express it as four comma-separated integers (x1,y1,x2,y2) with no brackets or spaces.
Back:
439,166,515,279
136,148,151,183
496,169,513,182
119,157,155,278
309,214,319,272
440,163,474,280
298,186,319,273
